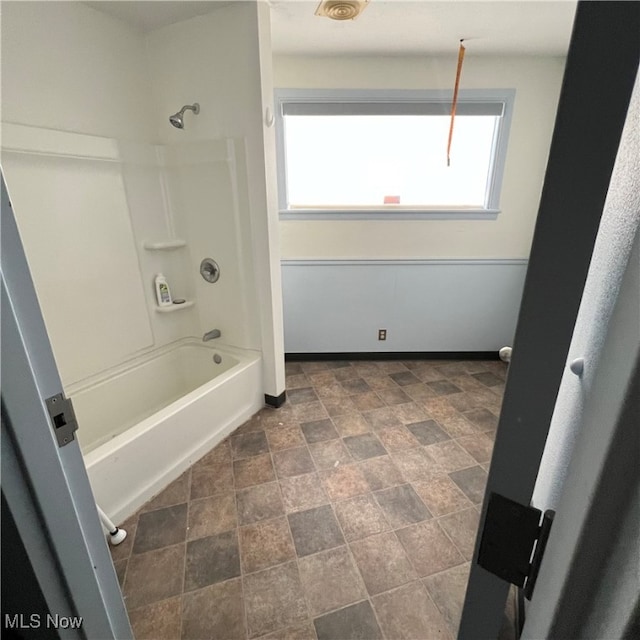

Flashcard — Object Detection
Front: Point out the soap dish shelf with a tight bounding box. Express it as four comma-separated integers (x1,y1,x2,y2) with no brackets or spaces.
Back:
155,300,195,313
143,239,187,250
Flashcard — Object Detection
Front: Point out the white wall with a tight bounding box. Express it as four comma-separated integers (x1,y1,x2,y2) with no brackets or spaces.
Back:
0,1,155,141
274,54,566,259
532,72,640,511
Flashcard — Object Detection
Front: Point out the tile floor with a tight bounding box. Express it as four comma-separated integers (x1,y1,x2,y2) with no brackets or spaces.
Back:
110,359,508,640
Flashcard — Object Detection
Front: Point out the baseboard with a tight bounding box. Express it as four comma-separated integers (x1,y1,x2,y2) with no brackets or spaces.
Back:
264,391,287,408
285,351,500,361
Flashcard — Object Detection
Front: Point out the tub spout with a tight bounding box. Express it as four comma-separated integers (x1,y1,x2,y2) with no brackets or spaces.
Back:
203,329,221,341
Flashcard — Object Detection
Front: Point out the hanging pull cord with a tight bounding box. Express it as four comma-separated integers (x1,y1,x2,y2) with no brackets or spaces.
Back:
447,40,466,167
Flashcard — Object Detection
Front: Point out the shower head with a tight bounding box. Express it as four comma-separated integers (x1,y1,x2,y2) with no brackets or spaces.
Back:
169,103,200,129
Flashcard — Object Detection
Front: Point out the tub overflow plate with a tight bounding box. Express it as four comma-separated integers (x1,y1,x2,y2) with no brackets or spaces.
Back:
200,258,220,283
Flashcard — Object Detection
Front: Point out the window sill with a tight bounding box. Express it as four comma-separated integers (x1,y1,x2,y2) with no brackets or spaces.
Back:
279,209,500,221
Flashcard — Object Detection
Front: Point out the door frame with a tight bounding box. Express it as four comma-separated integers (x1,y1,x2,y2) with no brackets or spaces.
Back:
1,173,132,639
458,2,640,637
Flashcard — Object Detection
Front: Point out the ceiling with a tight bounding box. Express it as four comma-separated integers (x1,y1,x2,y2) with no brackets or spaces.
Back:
85,0,576,56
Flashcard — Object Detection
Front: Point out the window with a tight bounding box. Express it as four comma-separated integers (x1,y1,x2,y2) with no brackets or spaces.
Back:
275,89,515,220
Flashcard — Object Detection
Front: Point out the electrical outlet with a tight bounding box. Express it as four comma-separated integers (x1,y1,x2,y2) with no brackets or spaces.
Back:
378,329,387,341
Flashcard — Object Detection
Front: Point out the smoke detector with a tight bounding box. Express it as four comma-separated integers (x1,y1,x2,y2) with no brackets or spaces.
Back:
315,0,370,21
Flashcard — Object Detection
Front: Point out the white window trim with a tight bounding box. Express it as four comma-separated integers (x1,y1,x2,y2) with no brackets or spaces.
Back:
274,88,515,220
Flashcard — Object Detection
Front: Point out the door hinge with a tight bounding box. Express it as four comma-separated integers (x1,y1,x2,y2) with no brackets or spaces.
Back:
45,393,78,447
477,492,555,600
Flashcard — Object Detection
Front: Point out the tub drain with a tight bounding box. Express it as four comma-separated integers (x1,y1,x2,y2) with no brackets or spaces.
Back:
213,353,222,364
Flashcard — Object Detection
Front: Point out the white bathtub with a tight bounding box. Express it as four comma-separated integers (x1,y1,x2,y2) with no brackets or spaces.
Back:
76,339,262,523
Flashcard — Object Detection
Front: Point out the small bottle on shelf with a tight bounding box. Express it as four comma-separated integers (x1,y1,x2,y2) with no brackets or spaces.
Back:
154,274,173,307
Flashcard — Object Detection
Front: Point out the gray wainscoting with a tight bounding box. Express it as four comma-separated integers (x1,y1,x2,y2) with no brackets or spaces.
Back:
281,259,528,353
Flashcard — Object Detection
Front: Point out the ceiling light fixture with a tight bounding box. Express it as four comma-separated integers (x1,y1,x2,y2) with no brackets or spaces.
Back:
315,0,370,21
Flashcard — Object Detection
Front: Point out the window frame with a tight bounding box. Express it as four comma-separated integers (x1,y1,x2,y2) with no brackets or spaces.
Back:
274,88,515,220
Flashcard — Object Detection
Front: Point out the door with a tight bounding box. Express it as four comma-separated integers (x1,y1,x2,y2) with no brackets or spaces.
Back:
1,173,132,639
458,2,640,637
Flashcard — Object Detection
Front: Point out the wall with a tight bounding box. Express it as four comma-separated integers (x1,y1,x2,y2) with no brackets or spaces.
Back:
532,72,640,511
0,1,191,387
2,1,286,396
145,1,286,395
274,54,566,259
275,54,564,352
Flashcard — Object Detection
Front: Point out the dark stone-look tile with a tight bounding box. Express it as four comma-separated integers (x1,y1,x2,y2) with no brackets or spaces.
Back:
181,578,245,640
230,430,269,459
446,392,484,413
240,516,296,574
314,382,349,400
425,440,477,473
319,464,370,501
343,433,387,460
285,362,304,375
280,472,329,512
423,562,471,637
341,378,372,395
234,453,276,489
326,360,352,370
372,581,452,640
128,596,182,640
244,561,308,638
389,370,422,386
334,494,390,541
377,387,412,405
413,365,445,383
191,461,234,499
457,433,494,464
237,482,285,525
140,472,190,513
298,546,367,616
288,387,319,404
359,455,405,491
273,446,316,478
188,493,237,539
437,507,481,560
194,440,231,468
333,366,360,382
314,600,383,640
300,419,339,444
184,530,240,592
413,476,473,516
133,503,187,554
332,413,371,437
407,420,451,445
266,424,306,451
376,425,421,451
374,484,431,528
396,520,465,577
349,531,417,595
288,504,345,557
123,544,184,610
449,466,488,504
472,371,504,387
308,439,353,470
427,380,462,396
462,407,499,432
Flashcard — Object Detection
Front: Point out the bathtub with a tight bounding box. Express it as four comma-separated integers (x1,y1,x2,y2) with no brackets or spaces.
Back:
75,339,262,523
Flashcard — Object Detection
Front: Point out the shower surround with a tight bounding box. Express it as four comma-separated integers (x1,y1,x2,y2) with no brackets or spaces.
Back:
1,1,284,520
